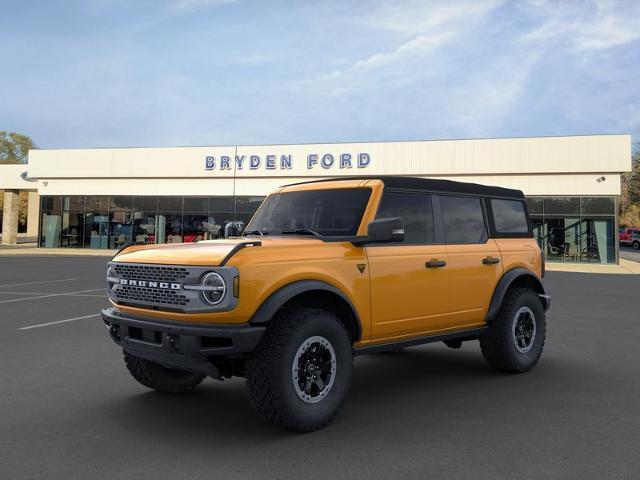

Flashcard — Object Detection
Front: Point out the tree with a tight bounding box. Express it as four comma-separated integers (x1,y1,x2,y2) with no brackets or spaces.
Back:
620,143,640,227
0,131,36,164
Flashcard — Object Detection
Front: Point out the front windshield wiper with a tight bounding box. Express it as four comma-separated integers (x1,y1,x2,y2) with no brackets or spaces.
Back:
280,228,322,237
243,228,270,236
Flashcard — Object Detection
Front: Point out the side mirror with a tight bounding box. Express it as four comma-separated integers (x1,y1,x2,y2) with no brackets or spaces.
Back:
352,217,405,245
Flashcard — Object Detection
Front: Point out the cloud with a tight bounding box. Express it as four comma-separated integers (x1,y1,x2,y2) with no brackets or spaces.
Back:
365,0,505,35
236,50,289,65
520,0,640,51
304,31,456,96
301,0,505,97
445,53,541,137
168,0,237,13
352,32,456,70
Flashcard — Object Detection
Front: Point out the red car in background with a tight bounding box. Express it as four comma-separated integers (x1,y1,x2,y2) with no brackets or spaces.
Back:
619,227,640,250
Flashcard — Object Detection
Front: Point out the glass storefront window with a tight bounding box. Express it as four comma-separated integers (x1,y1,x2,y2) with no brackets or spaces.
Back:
39,195,263,248
61,211,83,247
183,213,208,242
528,195,616,264
110,196,134,211
38,194,615,262
209,197,235,212
84,213,109,249
160,214,183,243
134,197,158,211
158,197,182,212
580,197,615,215
544,197,580,215
85,197,109,212
183,197,208,212
109,211,133,249
133,212,157,244
63,196,84,212
525,197,543,215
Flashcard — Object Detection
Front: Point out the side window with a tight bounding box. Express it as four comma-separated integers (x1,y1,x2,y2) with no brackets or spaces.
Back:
376,191,434,244
440,196,487,244
491,199,529,233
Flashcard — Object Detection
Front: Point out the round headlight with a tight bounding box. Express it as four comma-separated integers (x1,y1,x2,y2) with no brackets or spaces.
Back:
201,272,226,305
107,265,117,291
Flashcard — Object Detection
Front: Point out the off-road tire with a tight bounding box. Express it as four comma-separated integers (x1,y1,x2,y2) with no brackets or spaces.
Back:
480,287,546,373
633,240,640,250
246,307,353,432
124,351,205,393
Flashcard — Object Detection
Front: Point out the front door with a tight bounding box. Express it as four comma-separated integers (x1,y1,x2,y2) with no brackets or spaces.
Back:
367,190,451,341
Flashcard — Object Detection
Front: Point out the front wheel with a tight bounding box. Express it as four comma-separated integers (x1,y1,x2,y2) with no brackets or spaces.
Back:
246,307,353,432
480,288,546,373
633,241,640,250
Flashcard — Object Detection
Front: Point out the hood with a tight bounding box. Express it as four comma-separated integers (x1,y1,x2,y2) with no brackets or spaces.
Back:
113,237,323,266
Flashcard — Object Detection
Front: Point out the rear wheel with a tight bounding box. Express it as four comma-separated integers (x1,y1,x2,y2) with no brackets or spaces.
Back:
480,288,546,373
633,240,640,250
246,307,352,432
123,351,205,393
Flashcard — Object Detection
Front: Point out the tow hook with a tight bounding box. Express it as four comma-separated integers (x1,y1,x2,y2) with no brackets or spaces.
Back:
166,334,178,352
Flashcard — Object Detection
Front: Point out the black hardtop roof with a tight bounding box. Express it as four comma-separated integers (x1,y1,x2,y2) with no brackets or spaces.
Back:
285,176,524,199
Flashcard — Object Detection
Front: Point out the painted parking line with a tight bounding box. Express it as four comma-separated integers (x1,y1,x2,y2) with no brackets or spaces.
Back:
0,291,46,296
0,288,105,304
0,278,76,288
0,290,106,297
19,313,101,330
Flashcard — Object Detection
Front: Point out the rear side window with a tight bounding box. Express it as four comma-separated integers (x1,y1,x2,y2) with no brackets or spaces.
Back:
440,196,487,244
491,199,529,233
376,191,434,244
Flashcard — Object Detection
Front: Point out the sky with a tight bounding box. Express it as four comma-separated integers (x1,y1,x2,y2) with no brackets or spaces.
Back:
1,0,639,149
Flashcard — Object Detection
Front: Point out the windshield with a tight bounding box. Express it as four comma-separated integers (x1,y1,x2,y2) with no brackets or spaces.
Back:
245,188,371,237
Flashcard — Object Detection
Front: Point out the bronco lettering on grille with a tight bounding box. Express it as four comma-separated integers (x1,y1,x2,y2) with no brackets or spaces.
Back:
119,279,181,290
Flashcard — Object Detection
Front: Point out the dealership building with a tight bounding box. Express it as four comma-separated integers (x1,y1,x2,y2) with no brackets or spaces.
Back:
0,134,632,263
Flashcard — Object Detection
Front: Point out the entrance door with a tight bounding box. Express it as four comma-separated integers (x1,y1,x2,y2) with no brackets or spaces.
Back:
367,191,451,341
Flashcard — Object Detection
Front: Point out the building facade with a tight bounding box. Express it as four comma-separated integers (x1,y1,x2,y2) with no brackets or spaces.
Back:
0,134,632,263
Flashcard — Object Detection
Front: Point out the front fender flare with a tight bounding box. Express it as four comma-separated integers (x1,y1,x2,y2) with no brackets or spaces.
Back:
248,280,362,340
485,268,548,323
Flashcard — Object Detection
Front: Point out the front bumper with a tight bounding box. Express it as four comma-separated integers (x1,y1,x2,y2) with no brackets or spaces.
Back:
102,307,265,379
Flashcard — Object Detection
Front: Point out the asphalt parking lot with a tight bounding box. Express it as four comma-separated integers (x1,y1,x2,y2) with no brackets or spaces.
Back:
1,255,639,480
621,245,640,263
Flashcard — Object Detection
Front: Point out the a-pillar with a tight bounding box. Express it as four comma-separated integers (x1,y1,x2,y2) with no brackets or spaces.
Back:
26,191,40,238
1,189,20,245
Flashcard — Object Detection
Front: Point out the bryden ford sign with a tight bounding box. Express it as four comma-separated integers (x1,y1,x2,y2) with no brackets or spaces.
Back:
205,152,371,171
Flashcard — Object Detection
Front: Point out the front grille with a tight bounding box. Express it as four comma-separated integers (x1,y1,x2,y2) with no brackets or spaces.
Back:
113,264,189,283
107,262,237,313
115,285,190,307
111,263,191,307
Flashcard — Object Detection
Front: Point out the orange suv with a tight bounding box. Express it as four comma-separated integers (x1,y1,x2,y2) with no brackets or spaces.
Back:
102,177,550,431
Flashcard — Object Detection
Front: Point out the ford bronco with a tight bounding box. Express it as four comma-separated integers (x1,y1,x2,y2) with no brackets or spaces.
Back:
102,177,550,431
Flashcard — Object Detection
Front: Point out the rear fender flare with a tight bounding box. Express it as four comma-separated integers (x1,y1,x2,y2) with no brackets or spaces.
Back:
485,268,547,322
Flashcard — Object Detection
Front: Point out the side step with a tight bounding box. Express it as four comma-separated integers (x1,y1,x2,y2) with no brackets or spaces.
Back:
354,326,487,356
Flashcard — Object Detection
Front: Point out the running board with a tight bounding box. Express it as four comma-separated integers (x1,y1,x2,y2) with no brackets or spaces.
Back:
354,327,488,356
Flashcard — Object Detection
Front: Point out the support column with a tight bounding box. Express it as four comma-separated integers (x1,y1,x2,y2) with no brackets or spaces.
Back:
1,189,19,245
26,191,40,238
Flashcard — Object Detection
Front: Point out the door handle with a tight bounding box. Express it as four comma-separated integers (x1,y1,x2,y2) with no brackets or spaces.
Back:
425,259,446,268
482,256,500,265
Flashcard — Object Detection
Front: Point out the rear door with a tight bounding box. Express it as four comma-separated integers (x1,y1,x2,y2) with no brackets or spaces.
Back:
367,190,451,341
438,195,503,327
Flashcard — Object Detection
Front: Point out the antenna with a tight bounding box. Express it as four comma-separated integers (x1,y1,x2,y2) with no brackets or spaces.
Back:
232,145,238,223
